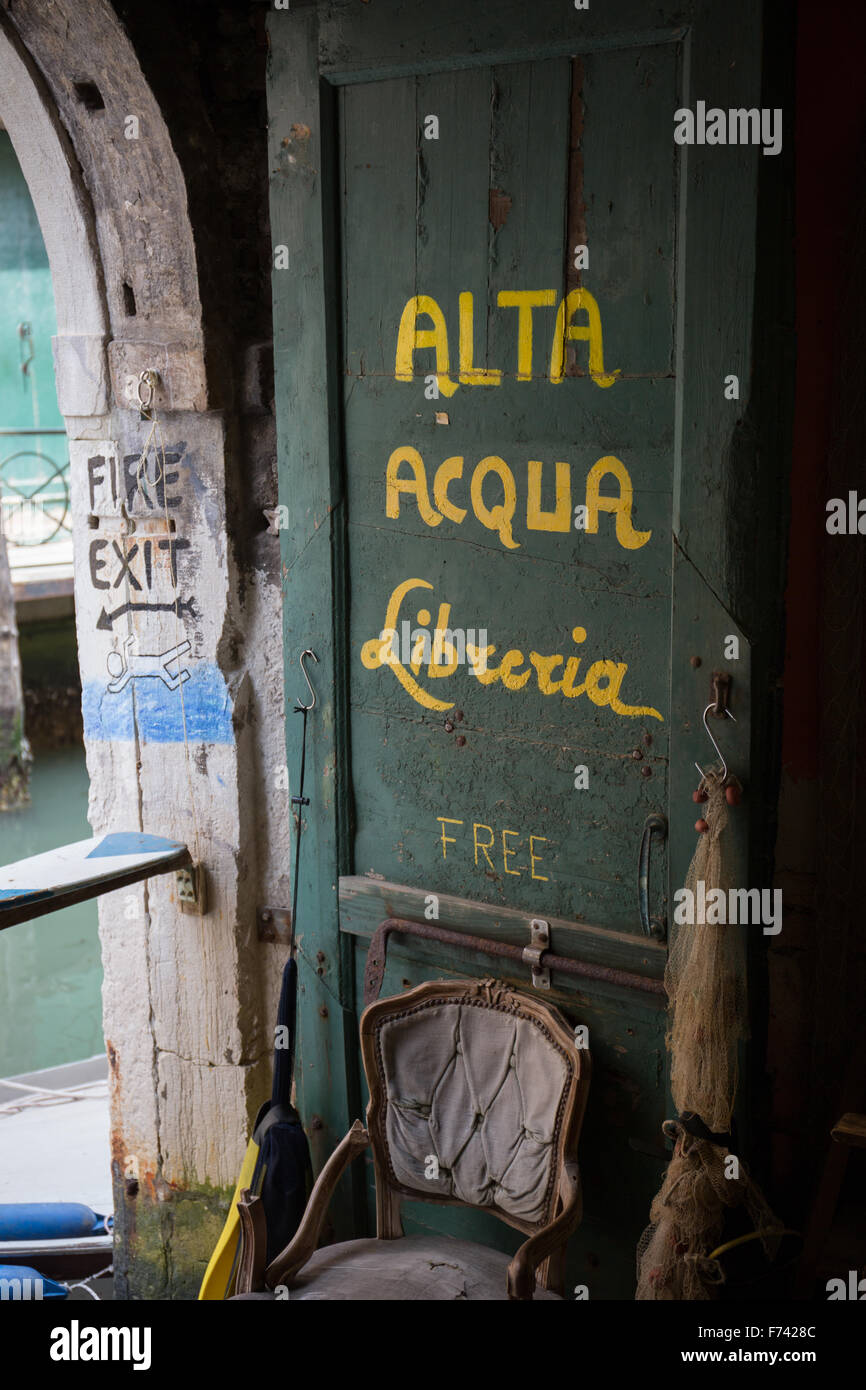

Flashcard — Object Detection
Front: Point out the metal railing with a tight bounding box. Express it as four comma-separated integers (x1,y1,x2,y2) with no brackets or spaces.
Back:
0,428,70,546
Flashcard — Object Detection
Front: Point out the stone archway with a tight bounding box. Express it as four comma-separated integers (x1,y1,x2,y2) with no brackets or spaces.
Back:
0,0,282,1298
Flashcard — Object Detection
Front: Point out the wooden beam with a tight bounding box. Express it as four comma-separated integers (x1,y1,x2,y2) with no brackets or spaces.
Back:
339,874,666,982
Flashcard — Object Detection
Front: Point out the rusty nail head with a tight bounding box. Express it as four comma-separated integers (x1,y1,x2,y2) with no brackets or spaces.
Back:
690,655,701,668
444,720,454,732
311,1115,324,1131
631,748,643,760
316,950,326,964
456,735,466,747
319,1005,328,1018
455,710,464,722
641,766,652,777
643,733,652,746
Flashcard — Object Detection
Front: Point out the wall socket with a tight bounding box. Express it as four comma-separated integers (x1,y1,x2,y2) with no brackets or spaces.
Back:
176,864,207,914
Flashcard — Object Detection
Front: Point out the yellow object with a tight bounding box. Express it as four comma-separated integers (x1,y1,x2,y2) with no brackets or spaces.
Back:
198,1137,261,1300
707,1228,799,1263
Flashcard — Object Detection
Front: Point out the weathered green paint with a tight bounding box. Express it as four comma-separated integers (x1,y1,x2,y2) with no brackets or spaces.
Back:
0,131,63,435
267,8,360,1236
268,0,793,1296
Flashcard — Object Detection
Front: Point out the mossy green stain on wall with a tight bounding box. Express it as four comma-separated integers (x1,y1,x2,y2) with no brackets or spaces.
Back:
112,1177,237,1301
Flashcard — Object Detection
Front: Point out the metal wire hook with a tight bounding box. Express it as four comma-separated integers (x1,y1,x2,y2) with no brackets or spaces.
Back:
137,369,158,420
694,702,736,782
295,649,319,711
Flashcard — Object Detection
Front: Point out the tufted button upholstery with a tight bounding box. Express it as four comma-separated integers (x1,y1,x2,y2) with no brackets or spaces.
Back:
375,998,572,1224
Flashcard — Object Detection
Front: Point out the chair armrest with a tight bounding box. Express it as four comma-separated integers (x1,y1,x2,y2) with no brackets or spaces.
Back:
507,1161,582,1300
235,1189,268,1295
264,1119,370,1289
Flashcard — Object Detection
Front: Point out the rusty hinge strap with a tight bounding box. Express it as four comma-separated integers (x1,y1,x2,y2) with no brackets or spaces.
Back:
362,917,665,1009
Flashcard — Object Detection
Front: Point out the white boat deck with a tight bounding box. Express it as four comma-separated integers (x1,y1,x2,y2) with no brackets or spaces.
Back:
0,1054,112,1213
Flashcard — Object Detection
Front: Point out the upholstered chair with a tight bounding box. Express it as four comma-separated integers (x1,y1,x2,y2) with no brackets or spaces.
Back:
232,977,591,1301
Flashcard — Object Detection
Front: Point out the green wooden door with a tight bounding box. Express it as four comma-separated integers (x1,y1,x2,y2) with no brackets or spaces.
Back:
268,0,790,1298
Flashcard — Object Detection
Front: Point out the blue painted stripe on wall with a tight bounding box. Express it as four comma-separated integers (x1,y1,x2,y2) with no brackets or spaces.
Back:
82,664,234,745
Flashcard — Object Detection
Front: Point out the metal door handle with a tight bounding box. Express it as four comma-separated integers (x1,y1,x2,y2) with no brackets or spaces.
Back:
638,813,667,941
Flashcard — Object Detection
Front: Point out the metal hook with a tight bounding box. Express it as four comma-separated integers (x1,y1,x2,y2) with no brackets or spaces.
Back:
137,369,158,420
694,702,736,782
295,649,319,711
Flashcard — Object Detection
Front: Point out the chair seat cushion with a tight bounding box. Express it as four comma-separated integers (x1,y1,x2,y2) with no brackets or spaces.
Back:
232,1234,562,1301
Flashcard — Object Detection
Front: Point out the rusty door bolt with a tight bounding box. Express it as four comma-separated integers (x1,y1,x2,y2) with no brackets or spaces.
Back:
444,720,454,732
456,735,466,747
311,1115,324,1132
641,765,652,777
631,748,643,760
690,655,702,668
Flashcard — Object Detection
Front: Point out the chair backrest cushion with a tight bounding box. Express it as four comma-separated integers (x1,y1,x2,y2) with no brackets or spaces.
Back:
365,982,576,1226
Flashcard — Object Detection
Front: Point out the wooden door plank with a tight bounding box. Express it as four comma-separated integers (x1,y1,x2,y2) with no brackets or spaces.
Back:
339,873,666,982
268,5,359,1233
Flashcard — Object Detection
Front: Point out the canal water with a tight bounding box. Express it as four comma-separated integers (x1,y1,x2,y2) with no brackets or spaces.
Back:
0,747,103,1077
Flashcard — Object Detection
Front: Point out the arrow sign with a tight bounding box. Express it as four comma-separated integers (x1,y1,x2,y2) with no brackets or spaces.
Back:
96,597,198,631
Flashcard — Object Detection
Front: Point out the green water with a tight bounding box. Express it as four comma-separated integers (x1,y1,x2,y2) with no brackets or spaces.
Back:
0,748,103,1076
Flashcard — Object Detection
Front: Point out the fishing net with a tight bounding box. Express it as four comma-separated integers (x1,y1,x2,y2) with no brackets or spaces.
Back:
635,769,783,1299
667,770,746,1133
635,1120,782,1300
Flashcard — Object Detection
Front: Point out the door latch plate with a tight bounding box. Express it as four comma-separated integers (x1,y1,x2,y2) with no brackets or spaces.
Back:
523,918,551,989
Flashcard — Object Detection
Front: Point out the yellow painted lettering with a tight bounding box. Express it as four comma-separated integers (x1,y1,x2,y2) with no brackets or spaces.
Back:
378,629,399,664
458,292,501,386
529,652,565,694
360,577,453,712
496,289,557,380
473,823,496,870
433,456,467,523
529,836,549,881
386,446,443,528
438,817,463,858
428,604,461,678
395,295,458,396
585,455,651,550
467,642,498,682
527,459,572,533
470,456,519,549
498,649,532,690
501,829,521,876
549,288,619,387
560,657,586,699
409,628,430,675
585,660,663,722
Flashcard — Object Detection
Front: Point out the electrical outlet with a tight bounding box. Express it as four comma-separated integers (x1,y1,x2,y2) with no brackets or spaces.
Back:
176,864,206,913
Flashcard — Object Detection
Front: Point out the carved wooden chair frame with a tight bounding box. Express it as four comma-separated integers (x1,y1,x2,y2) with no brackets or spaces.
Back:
236,976,591,1300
